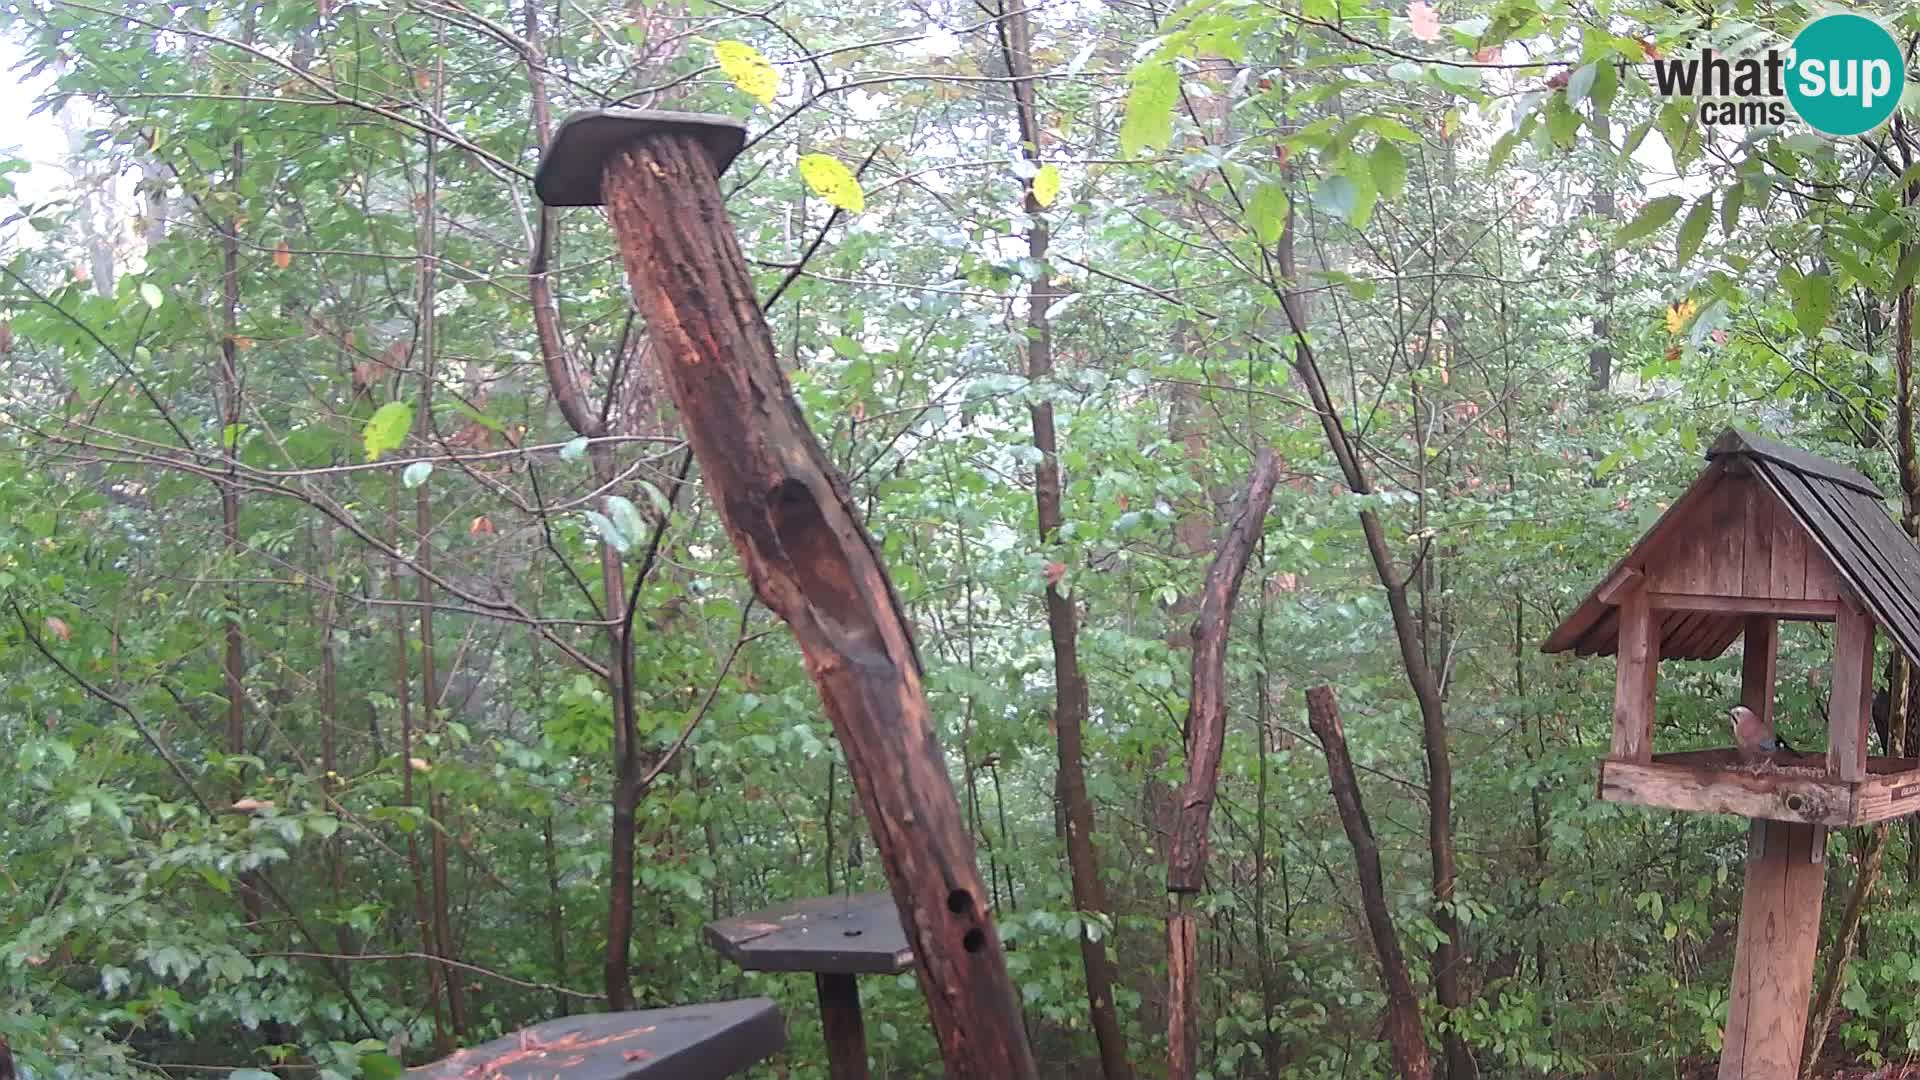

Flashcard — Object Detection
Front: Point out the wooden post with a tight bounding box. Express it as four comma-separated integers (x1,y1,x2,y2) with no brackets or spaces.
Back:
1720,820,1826,1080
816,973,869,1080
1830,602,1875,782
1742,615,1778,734
1611,582,1660,761
537,111,1037,1078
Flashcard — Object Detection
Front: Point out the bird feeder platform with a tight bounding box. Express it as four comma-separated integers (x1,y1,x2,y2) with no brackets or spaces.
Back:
1598,748,1920,825
404,998,785,1079
707,893,912,1080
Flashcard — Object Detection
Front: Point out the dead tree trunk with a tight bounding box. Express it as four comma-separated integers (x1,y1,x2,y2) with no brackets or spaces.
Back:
1166,449,1278,1079
562,118,1035,1078
1306,686,1434,1080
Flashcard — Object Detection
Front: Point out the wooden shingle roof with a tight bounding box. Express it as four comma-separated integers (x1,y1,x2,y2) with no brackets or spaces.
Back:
1542,428,1920,666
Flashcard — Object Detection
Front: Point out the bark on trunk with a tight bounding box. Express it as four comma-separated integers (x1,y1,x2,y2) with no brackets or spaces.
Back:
1306,685,1434,1080
596,132,1035,1077
1166,450,1279,1080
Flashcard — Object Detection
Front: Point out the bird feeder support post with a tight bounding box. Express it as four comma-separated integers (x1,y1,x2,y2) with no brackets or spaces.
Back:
815,973,870,1080
1719,818,1825,1080
1830,600,1875,782
536,112,1037,1079
1741,615,1777,736
1611,582,1659,761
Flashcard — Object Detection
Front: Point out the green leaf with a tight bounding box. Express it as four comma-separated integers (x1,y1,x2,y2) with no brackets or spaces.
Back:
1894,245,1920,295
1120,61,1179,157
584,510,630,554
1313,175,1358,221
636,480,672,521
362,402,413,462
1359,116,1419,143
402,461,433,489
1782,267,1833,337
797,153,865,213
1611,195,1683,249
139,282,163,309
607,495,647,547
1720,182,1745,237
359,1054,405,1080
561,436,589,461
713,40,778,105
1246,183,1290,245
1674,195,1713,269
1370,141,1408,200
1565,63,1598,105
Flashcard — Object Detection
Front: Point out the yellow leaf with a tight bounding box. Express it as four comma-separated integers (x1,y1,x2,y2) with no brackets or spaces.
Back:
713,40,779,106
1031,163,1061,207
1665,299,1698,335
798,153,865,213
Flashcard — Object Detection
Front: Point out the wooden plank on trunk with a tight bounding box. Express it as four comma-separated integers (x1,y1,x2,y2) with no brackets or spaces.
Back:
1771,503,1810,600
1719,821,1825,1080
816,973,870,1080
1708,473,1750,597
1850,764,1920,824
1647,594,1838,620
1612,584,1659,761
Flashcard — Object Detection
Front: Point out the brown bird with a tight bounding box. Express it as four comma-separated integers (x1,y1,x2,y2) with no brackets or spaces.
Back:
1729,705,1790,764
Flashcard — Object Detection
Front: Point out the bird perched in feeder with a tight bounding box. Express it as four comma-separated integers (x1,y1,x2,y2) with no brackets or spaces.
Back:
1730,705,1791,764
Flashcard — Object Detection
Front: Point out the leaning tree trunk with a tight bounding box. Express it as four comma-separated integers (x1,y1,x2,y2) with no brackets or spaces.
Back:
1308,686,1434,1080
1165,450,1278,1079
584,125,1036,1077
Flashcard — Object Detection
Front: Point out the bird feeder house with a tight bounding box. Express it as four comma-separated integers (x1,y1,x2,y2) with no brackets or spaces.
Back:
1544,427,1920,1079
1545,428,1920,823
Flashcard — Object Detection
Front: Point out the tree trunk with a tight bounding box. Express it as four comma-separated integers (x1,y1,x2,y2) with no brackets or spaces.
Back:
997,2,1133,1075
1306,686,1434,1080
1166,450,1278,1079
594,127,1036,1078
1273,177,1471,1080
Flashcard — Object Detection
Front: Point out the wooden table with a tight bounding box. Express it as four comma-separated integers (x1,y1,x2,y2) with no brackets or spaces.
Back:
706,893,912,1080
404,997,784,1079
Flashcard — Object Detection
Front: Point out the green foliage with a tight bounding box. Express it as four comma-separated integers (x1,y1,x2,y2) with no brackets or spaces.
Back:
7,0,1920,1075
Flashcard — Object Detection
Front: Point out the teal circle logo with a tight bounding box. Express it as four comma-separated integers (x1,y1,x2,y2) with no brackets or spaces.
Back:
1785,13,1905,137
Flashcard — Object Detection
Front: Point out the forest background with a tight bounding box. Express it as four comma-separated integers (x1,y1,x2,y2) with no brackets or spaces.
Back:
5,0,1920,1076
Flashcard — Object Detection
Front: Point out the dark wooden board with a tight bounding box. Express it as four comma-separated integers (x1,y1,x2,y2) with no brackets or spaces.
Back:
707,893,913,976
405,999,784,1079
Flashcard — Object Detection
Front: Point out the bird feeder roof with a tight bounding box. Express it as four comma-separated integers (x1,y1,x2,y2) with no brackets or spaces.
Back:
1542,428,1920,665
705,892,913,976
